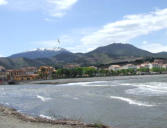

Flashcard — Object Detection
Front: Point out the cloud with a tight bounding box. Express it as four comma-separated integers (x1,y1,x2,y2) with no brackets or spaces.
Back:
141,41,167,53
79,8,167,52
47,0,78,17
0,0,8,5
4,0,78,17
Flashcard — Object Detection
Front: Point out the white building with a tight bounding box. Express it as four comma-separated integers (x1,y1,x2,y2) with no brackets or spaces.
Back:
108,65,121,71
148,63,162,69
140,63,150,69
121,64,137,70
162,64,167,69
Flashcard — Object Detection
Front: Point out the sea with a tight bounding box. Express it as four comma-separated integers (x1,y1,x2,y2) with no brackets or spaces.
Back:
0,75,167,128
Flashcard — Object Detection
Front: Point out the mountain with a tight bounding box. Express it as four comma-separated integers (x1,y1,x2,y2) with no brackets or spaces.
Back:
9,48,70,59
87,43,153,57
2,43,167,69
155,52,167,58
85,43,154,64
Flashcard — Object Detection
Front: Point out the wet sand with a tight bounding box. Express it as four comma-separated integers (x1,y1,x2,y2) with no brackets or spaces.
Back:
0,105,108,128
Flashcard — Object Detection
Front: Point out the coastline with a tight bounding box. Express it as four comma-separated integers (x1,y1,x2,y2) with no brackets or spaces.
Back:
0,104,109,128
28,74,167,85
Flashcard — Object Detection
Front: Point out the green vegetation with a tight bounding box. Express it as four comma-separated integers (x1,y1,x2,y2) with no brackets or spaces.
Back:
54,67,99,78
151,67,166,73
51,66,167,79
137,67,150,72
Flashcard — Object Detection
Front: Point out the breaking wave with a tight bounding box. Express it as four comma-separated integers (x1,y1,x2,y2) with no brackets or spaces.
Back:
40,114,52,120
37,95,52,102
124,82,167,96
110,96,155,107
59,81,110,87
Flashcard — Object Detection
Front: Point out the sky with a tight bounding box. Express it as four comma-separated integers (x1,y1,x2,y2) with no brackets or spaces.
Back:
1,0,167,57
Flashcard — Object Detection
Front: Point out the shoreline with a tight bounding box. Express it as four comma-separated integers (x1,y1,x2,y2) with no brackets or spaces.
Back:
0,104,109,128
28,74,167,85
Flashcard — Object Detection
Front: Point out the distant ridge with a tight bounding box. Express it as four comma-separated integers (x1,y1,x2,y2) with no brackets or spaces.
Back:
2,43,167,69
9,48,70,59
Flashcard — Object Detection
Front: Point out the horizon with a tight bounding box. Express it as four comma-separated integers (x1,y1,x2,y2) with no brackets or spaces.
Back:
1,0,167,57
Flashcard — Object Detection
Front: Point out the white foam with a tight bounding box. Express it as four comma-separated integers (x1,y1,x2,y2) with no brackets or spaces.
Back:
37,95,52,102
73,97,79,100
40,114,52,120
5,103,9,105
61,81,110,87
125,82,167,96
120,83,133,86
110,96,155,107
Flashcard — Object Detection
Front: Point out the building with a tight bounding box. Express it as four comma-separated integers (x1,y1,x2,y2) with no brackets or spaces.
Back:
0,66,7,83
13,74,39,81
162,64,167,69
154,59,165,64
21,67,37,75
140,63,150,69
121,64,137,70
7,67,39,81
38,66,55,80
148,63,162,69
108,65,121,71
7,69,26,80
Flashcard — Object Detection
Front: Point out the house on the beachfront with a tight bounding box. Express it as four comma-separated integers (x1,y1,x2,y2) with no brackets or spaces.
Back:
154,59,165,64
0,66,7,83
38,66,55,80
108,65,121,71
162,64,167,69
139,63,150,69
7,67,39,81
121,64,137,70
148,63,162,69
21,67,38,75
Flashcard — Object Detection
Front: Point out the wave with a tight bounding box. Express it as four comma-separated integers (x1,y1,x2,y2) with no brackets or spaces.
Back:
110,96,155,107
125,82,167,96
59,81,110,87
120,83,133,86
37,95,52,102
73,97,79,100
40,114,52,120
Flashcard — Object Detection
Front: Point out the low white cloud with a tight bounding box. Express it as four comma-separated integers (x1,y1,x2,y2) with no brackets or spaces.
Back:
141,41,167,53
47,0,78,17
0,0,8,5
3,0,78,17
79,8,167,52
